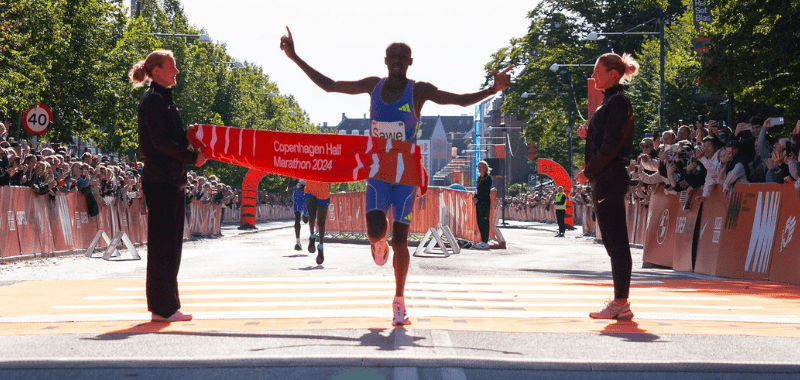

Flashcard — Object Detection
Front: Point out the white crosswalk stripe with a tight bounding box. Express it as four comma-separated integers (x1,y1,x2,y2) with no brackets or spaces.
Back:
1,276,798,324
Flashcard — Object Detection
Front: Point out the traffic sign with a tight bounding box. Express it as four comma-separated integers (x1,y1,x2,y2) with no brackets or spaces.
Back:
22,104,53,136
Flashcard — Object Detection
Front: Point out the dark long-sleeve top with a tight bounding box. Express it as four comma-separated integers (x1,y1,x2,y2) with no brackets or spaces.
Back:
475,174,492,204
137,81,197,186
584,84,634,179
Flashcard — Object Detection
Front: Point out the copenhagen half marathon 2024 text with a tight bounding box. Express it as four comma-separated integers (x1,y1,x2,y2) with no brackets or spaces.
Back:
273,140,343,171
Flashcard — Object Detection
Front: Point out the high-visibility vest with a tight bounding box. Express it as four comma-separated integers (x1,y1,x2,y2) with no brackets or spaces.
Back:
554,192,567,211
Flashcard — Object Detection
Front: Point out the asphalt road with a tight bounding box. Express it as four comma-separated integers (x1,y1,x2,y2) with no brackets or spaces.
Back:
1,220,799,379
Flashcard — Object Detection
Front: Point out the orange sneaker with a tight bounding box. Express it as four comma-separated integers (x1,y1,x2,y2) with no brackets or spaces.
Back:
392,297,410,326
589,300,634,320
151,310,193,322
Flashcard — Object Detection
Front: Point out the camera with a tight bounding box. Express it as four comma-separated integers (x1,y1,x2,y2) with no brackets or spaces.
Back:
771,117,785,126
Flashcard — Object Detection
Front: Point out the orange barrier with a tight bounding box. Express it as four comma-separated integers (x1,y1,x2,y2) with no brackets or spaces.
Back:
325,187,497,243
694,183,785,281
0,187,22,258
641,185,680,267
636,182,800,285
0,187,228,260
768,185,800,285
187,200,222,235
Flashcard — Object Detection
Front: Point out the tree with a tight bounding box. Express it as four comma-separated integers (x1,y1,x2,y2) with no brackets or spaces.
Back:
700,0,800,127
487,0,701,173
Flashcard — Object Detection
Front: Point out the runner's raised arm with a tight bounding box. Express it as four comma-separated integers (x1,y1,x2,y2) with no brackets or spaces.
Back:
280,26,379,95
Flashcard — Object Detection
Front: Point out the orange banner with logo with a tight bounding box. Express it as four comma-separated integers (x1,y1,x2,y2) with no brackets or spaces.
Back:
642,184,678,267
768,185,800,285
698,183,782,280
188,124,428,194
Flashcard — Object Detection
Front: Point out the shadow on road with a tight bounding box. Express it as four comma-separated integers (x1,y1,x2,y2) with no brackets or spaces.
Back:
599,320,665,343
83,326,521,355
518,268,696,281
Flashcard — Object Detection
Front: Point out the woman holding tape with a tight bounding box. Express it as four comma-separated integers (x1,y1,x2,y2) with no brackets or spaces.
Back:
129,50,207,322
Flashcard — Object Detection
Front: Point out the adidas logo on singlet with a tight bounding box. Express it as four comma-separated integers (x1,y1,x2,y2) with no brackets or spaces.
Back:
398,103,411,113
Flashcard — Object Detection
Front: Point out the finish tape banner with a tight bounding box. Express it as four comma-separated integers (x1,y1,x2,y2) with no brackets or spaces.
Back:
187,124,428,194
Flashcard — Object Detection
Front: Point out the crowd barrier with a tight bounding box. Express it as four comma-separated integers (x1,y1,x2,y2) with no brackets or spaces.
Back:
0,187,243,260
641,183,800,286
0,187,148,259
325,187,498,243
501,202,597,236
220,203,292,224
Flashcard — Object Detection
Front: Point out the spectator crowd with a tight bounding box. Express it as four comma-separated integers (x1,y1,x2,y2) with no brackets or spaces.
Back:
0,121,252,218
499,116,800,233
630,117,800,207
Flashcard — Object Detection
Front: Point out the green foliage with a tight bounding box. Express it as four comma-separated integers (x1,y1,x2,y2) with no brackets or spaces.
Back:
507,182,529,197
700,0,800,124
0,0,318,191
487,0,710,170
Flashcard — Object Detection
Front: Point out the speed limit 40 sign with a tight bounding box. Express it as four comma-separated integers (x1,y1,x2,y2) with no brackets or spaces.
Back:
23,103,53,136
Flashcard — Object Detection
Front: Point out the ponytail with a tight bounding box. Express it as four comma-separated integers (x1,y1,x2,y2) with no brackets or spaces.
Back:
598,52,640,82
128,50,174,87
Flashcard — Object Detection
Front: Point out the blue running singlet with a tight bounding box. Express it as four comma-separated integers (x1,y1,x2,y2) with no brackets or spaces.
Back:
366,78,420,224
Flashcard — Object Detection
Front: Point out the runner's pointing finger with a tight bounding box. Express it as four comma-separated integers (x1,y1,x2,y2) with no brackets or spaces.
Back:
500,65,515,75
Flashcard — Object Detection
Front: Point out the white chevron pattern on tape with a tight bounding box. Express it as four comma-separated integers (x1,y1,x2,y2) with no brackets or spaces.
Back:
210,125,218,154
224,126,230,154
196,125,204,141
354,155,363,181
396,152,404,184
386,138,393,153
366,135,373,153
252,130,257,157
369,153,380,178
238,127,243,157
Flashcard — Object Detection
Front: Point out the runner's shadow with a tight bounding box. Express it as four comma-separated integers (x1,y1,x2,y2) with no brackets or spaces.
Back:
599,320,665,343
82,322,171,341
84,326,521,355
283,254,309,258
293,265,325,271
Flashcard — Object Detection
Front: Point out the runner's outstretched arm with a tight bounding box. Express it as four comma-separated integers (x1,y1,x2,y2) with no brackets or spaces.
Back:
280,26,379,95
417,66,515,107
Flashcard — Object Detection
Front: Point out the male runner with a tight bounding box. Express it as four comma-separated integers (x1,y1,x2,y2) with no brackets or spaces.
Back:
281,27,512,325
304,179,330,265
288,178,308,251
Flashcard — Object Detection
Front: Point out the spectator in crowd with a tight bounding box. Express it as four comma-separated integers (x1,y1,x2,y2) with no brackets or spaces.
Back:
696,135,726,202
640,138,657,160
661,130,677,146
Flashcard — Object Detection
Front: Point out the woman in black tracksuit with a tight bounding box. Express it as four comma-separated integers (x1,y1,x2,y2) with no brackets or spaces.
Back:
578,52,640,320
129,50,207,322
473,160,492,249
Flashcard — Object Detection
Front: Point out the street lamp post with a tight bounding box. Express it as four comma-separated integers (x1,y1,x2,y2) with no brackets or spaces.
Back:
222,61,245,69
487,123,521,225
586,17,665,131
151,33,212,42
547,64,592,177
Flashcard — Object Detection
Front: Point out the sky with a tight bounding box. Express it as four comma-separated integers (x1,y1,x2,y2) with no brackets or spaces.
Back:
178,0,537,127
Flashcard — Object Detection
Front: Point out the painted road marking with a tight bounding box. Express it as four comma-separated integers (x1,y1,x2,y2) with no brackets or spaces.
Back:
3,310,797,324
110,283,700,292
52,300,763,310
83,292,728,302
1,276,799,337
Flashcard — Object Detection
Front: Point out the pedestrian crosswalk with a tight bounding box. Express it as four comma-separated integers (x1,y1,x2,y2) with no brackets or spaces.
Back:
2,275,799,329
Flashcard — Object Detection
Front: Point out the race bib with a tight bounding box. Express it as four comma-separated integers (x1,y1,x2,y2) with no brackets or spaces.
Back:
371,120,405,141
